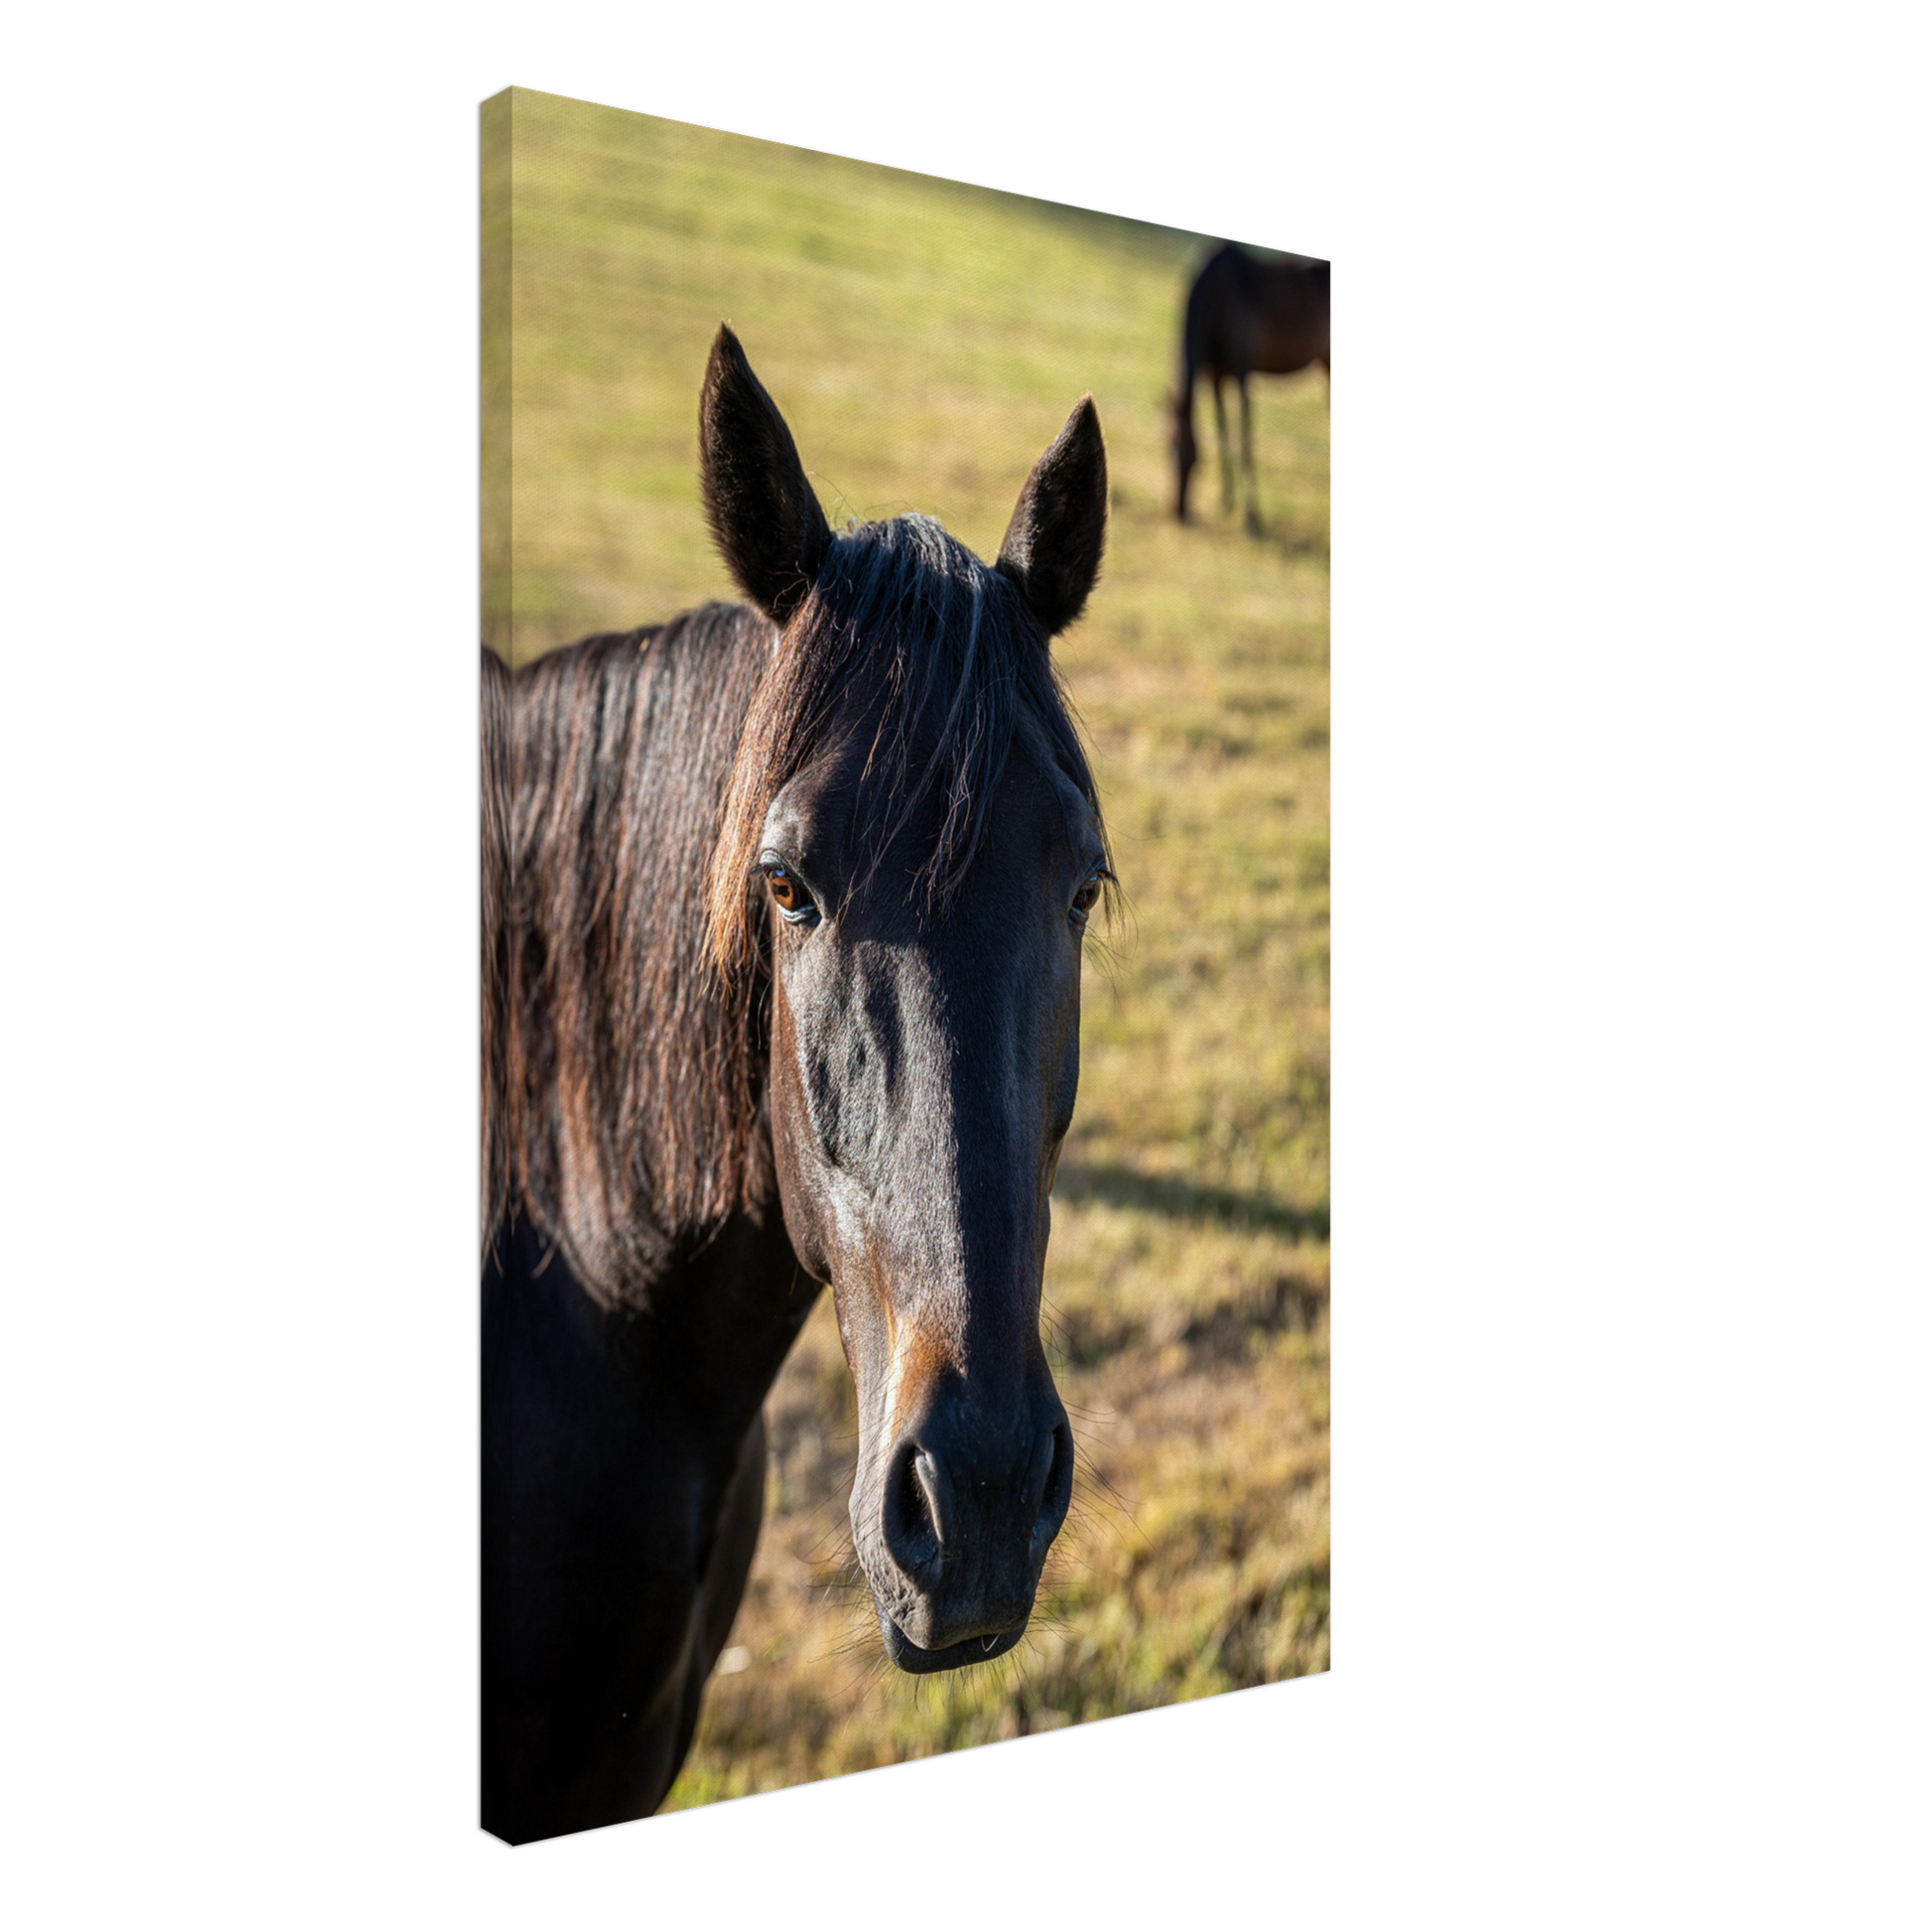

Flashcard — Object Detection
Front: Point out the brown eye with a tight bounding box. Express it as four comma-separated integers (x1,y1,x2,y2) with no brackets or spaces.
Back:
760,860,819,927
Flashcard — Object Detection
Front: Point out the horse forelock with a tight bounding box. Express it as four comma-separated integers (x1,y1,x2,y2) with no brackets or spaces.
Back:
704,512,1106,980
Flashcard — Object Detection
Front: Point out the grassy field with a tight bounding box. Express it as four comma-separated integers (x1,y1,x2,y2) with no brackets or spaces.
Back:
484,88,1329,1809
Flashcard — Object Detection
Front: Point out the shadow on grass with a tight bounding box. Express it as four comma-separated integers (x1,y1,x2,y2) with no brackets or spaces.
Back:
1255,514,1330,563
1173,500,1327,563
1052,1161,1329,1243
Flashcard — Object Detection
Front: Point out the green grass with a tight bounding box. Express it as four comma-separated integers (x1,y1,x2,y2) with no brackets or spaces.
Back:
485,86,1329,1810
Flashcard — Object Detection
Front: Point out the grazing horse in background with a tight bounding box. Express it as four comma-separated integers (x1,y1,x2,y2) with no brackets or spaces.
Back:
482,325,1114,1843
1172,241,1329,530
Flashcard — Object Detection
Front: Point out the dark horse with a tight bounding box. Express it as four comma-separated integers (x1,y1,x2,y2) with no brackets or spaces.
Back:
1172,241,1329,530
482,326,1113,1842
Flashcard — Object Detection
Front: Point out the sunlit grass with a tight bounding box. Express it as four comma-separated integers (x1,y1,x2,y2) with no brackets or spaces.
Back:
488,87,1328,1810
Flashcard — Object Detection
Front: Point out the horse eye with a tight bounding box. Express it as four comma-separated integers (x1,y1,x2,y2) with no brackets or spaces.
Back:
761,861,819,927
1068,868,1110,927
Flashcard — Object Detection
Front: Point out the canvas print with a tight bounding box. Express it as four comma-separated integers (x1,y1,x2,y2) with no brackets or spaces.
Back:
481,88,1329,1842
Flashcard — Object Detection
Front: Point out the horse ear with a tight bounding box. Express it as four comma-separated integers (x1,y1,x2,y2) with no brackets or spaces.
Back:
996,396,1108,637
699,325,832,625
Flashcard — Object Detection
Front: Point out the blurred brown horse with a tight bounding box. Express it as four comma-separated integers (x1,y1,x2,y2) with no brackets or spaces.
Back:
1172,243,1329,530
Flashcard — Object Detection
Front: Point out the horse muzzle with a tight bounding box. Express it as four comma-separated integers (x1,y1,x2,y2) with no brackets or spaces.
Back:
854,1381,1074,1673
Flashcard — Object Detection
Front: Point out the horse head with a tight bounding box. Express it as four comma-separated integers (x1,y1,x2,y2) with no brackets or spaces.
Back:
700,326,1110,1671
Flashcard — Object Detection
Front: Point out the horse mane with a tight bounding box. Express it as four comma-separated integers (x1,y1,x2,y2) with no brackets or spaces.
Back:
707,512,1106,978
482,645,514,1260
492,604,776,1305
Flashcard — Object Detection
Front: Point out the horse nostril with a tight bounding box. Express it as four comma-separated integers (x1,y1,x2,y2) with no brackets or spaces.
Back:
882,1441,947,1577
1026,1422,1072,1547
1021,1429,1054,1521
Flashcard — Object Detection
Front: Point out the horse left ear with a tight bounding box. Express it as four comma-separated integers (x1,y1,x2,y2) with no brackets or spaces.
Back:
699,324,832,625
996,396,1108,637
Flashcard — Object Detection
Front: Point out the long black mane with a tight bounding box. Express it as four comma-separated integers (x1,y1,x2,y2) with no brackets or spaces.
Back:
484,604,774,1308
481,644,513,1257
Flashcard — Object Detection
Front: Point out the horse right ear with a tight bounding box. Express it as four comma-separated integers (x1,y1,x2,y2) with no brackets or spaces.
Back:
996,395,1108,638
699,325,832,625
